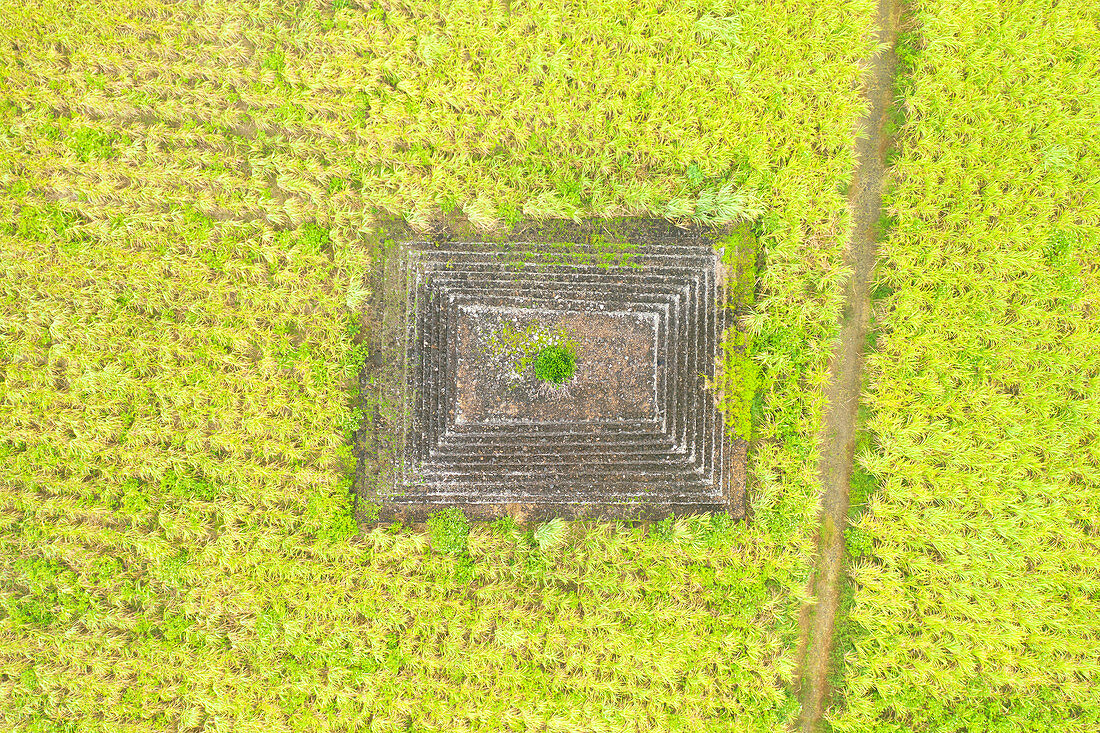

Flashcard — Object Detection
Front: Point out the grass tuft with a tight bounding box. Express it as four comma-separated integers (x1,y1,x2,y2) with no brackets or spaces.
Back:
427,506,470,555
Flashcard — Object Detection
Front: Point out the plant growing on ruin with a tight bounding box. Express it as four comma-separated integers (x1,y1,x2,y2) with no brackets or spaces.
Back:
532,344,577,384
483,319,578,379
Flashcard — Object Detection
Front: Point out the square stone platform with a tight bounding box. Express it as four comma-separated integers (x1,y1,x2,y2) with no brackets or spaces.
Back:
356,218,748,524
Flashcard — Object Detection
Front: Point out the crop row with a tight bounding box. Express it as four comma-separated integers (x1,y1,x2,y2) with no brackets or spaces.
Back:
830,1,1100,730
0,1,877,730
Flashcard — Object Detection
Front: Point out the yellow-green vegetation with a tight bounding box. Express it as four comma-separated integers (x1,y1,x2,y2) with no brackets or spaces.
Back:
482,319,577,376
714,225,761,442
827,2,1100,731
0,0,880,729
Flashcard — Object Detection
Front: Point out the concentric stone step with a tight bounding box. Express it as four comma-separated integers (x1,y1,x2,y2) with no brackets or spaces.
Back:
409,284,720,469
417,288,688,446
402,250,721,479
367,232,738,516
411,268,716,435
409,480,721,504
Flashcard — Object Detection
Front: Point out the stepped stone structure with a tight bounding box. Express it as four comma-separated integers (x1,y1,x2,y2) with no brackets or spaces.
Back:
357,219,748,523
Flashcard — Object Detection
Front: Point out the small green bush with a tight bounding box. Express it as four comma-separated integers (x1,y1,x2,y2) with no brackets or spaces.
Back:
532,345,576,384
427,507,469,555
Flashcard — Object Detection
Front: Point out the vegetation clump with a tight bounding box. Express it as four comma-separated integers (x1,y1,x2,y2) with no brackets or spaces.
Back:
483,319,579,382
532,344,577,384
426,506,470,555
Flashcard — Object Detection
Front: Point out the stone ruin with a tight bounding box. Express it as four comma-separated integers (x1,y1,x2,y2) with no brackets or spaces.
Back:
357,219,748,523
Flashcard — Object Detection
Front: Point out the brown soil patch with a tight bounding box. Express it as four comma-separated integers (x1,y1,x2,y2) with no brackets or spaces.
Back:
454,306,657,424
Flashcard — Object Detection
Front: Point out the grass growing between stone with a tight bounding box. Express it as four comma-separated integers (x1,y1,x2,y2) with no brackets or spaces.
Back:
826,1,1100,730
0,0,879,729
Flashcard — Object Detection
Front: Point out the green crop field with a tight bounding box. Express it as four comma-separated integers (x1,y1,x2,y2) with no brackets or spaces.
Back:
828,1,1100,731
0,0,1095,731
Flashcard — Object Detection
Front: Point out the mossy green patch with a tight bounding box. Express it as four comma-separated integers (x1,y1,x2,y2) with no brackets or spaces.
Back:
720,221,759,309
532,344,577,384
720,342,760,442
714,223,760,442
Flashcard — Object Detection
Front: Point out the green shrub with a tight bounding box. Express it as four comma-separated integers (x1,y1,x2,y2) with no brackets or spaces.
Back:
651,514,675,542
844,526,873,558
161,469,218,501
532,345,576,384
427,507,469,555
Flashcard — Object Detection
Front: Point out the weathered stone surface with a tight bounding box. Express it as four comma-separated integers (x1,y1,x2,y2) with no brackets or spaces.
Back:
357,218,748,523
453,306,657,424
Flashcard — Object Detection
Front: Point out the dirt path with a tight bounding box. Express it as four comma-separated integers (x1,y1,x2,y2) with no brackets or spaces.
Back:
794,1,903,730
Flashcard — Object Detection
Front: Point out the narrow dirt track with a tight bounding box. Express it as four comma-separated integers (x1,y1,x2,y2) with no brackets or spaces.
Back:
795,0,903,730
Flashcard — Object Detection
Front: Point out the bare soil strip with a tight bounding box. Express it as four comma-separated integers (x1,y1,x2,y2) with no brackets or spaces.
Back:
795,1,903,730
